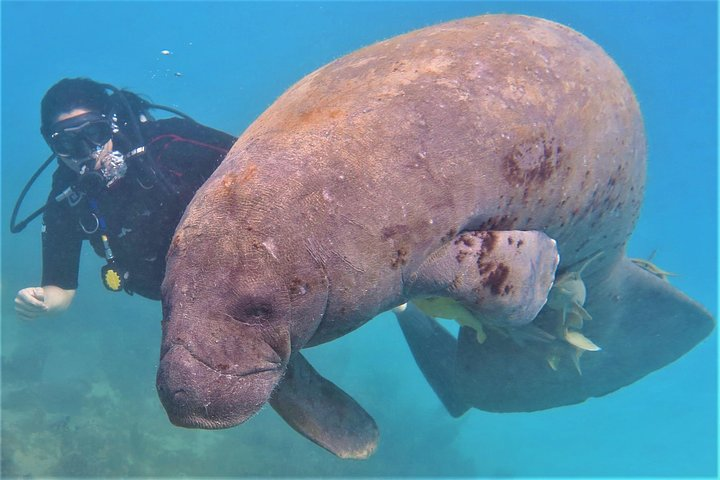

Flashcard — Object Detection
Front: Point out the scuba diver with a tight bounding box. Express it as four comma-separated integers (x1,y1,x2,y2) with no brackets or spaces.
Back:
13,78,236,319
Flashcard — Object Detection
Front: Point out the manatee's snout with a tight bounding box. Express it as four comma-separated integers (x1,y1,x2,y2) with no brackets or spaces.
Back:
156,343,284,429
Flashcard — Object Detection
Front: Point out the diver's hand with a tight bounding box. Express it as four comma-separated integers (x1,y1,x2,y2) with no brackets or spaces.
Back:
15,286,75,320
15,287,48,319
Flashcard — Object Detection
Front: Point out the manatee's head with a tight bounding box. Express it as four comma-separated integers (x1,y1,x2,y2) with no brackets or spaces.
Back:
156,266,290,429
156,176,329,429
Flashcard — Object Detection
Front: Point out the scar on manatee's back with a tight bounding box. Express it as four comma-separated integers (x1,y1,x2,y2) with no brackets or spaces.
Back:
503,134,565,187
296,107,345,127
219,165,259,191
204,166,259,209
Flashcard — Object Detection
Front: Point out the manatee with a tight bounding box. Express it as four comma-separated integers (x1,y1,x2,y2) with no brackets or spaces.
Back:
156,14,715,456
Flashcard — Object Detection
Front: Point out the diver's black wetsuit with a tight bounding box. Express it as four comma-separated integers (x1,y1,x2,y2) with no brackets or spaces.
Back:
41,118,236,300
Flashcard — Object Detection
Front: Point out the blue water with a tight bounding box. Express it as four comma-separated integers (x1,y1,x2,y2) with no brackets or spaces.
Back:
1,1,717,477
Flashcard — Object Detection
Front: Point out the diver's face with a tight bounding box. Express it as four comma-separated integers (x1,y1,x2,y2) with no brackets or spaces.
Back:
54,108,113,171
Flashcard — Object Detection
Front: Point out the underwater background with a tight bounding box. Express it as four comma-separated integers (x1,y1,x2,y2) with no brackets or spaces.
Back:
1,1,717,478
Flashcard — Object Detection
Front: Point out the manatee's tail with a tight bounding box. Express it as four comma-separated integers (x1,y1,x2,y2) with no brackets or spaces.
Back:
269,352,378,459
454,257,716,412
394,303,470,417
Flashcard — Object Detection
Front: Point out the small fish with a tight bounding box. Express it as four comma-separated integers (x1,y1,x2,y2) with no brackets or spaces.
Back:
564,329,601,351
546,353,560,371
161,49,172,56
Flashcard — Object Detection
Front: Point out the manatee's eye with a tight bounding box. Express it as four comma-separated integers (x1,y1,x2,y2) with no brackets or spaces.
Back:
230,296,274,324
245,303,273,320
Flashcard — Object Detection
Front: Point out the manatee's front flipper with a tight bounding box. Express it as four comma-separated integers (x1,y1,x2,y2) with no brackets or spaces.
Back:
269,352,378,459
393,303,470,417
454,257,716,412
408,230,559,329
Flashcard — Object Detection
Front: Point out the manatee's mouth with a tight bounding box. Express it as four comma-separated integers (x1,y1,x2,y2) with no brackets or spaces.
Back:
165,388,227,429
156,344,282,429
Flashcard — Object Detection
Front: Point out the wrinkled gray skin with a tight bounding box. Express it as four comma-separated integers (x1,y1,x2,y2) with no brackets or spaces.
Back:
156,14,713,448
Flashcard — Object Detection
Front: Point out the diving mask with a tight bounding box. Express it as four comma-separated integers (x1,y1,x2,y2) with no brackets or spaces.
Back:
46,112,114,172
